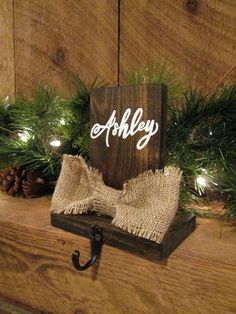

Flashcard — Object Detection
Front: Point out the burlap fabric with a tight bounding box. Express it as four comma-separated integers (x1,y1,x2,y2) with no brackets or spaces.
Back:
51,155,182,244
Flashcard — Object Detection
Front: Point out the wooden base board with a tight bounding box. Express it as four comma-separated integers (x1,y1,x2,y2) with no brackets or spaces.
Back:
51,212,196,261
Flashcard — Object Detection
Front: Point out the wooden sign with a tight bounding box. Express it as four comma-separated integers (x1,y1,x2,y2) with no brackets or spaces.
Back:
90,84,168,189
51,83,196,262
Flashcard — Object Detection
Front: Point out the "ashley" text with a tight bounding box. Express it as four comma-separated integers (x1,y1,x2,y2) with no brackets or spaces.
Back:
90,107,159,150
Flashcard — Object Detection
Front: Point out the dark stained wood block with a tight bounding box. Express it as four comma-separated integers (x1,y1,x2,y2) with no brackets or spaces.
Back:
51,212,196,261
90,84,167,189
51,84,196,261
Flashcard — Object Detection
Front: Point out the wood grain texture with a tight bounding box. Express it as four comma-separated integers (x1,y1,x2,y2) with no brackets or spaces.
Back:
90,84,167,188
0,0,15,99
2,0,236,97
119,0,236,93
14,0,118,95
0,295,41,314
0,194,236,314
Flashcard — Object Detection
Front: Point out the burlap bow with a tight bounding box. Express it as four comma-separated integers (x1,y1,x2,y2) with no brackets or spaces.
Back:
51,155,182,244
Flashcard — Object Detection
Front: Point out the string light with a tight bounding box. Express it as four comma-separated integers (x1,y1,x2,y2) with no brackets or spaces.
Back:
196,176,207,187
18,132,29,142
60,118,66,125
195,175,208,196
3,96,10,109
50,139,61,147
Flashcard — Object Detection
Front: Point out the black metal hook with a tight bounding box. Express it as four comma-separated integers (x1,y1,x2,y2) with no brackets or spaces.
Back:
72,225,103,271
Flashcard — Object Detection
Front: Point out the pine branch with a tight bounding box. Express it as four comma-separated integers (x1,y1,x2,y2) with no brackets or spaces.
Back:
220,151,236,218
0,135,61,178
167,85,236,217
66,73,107,158
10,85,67,145
126,61,189,104
0,97,15,136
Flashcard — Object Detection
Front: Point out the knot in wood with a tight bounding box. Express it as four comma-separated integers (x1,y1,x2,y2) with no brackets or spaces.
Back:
54,48,65,65
186,0,198,14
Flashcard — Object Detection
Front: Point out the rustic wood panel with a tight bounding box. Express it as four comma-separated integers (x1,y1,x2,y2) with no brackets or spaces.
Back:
0,194,236,314
90,84,167,188
119,0,236,93
14,0,118,95
2,0,236,97
0,0,15,99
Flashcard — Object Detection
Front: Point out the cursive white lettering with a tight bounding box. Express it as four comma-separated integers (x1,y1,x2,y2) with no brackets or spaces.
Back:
90,107,159,150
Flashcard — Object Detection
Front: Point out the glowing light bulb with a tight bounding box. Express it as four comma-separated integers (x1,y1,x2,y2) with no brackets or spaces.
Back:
209,131,213,136
60,118,66,125
50,140,61,147
4,96,10,109
196,176,207,187
18,132,29,142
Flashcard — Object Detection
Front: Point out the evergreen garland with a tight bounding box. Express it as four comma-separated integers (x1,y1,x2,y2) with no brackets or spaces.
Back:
64,73,107,159
0,86,64,178
127,65,236,218
0,71,235,218
126,62,188,104
167,86,236,217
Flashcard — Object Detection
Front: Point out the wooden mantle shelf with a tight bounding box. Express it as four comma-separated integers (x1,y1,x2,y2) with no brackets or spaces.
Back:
0,193,236,314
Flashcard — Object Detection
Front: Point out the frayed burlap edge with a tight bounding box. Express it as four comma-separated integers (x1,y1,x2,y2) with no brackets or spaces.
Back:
111,167,182,243
51,155,182,244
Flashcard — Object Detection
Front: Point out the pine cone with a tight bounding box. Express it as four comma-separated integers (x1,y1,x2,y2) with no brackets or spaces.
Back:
0,165,24,196
0,166,51,198
22,170,47,198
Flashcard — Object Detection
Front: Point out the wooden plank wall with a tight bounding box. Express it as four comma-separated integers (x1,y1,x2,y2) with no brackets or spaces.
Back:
13,0,118,96
0,0,236,98
119,0,236,92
